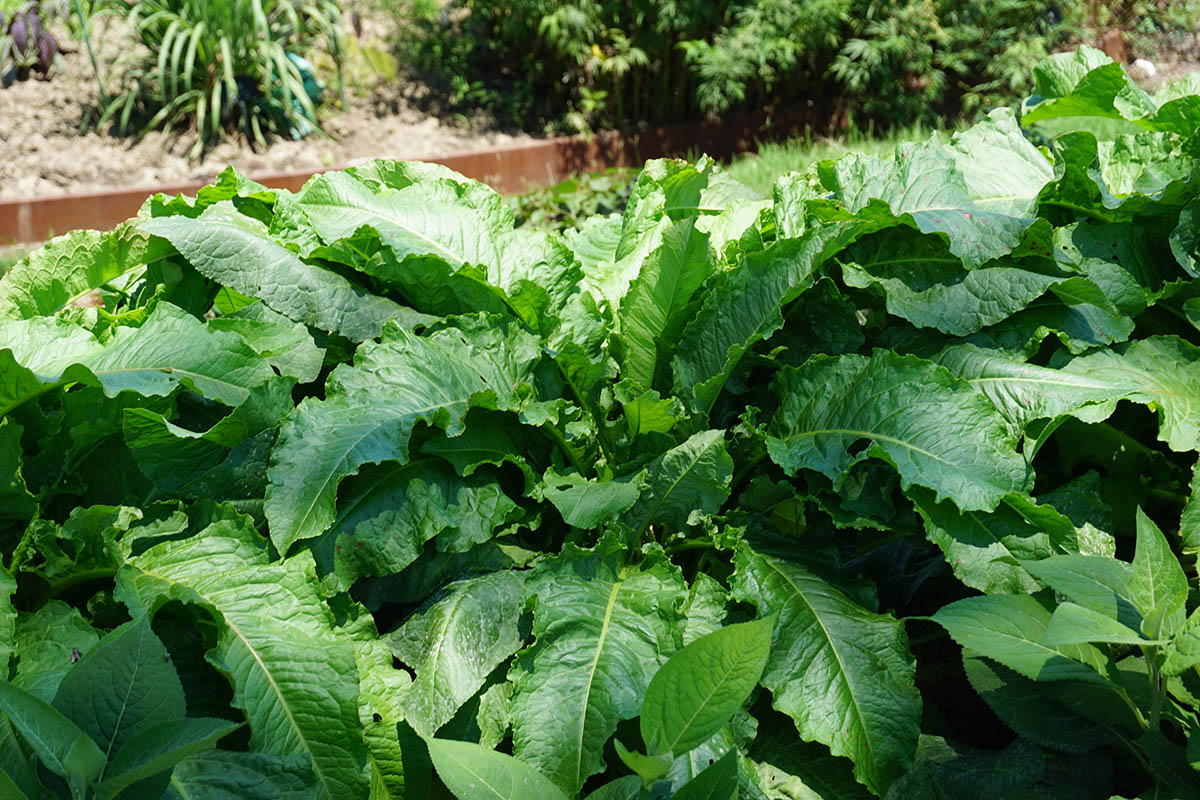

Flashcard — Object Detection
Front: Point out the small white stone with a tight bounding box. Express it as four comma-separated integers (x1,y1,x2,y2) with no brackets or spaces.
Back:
1130,58,1158,80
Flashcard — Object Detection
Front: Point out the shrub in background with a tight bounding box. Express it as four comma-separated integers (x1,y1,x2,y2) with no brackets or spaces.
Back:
393,0,1193,132
96,0,343,157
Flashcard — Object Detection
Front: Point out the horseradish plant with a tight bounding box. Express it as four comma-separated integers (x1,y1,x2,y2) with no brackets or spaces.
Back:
1,47,1200,798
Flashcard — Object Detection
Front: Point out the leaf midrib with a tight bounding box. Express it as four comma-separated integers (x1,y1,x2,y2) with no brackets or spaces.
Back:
574,574,624,788
133,565,338,798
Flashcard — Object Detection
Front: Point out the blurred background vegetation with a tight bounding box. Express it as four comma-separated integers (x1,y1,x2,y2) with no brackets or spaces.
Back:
390,0,1200,133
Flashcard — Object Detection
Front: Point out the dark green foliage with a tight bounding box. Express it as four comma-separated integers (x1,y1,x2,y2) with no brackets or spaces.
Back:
396,0,1083,131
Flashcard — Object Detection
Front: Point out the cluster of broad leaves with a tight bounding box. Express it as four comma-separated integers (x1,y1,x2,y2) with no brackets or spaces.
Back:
3,45,1200,799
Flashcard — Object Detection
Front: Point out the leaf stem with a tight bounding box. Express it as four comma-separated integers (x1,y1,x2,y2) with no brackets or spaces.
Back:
540,421,589,477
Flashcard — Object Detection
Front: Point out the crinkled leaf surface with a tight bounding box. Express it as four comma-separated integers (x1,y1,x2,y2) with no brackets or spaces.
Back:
141,202,424,341
386,570,526,737
265,317,540,552
766,352,1025,512
509,538,686,795
115,511,368,799
732,543,920,794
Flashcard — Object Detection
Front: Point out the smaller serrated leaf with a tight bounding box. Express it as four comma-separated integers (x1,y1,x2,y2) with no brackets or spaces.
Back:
542,469,645,529
428,738,568,800
584,775,642,800
1044,602,1164,646
0,679,106,787
51,615,186,763
614,739,673,783
931,595,1112,684
640,617,772,757
671,747,738,800
1130,508,1188,640
93,717,242,797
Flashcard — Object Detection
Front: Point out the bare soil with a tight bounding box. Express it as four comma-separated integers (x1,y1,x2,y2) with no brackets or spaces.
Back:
0,20,535,200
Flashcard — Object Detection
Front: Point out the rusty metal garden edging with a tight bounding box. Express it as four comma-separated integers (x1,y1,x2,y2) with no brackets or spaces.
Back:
0,104,830,245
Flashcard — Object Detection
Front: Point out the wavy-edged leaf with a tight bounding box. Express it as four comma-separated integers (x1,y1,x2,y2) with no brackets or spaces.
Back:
115,511,369,799
0,302,276,418
141,202,425,341
731,544,920,794
509,537,686,795
266,316,541,552
310,459,521,595
766,352,1025,512
0,224,150,320
387,570,525,737
615,218,714,389
840,230,1068,336
817,110,1051,267
938,337,1200,449
11,602,101,702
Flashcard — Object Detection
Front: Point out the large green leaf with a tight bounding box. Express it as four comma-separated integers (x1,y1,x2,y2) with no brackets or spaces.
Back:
640,617,773,757
937,336,1200,449
115,510,369,799
309,459,522,595
817,110,1051,268
766,352,1025,512
386,570,526,737
52,615,186,764
621,429,733,535
840,230,1067,336
428,738,568,800
265,316,541,552
615,218,715,389
141,202,426,341
0,302,276,418
731,544,920,794
0,224,150,321
509,537,686,795
671,221,878,415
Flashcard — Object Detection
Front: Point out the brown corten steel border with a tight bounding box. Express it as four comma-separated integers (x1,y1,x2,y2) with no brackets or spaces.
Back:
0,104,830,245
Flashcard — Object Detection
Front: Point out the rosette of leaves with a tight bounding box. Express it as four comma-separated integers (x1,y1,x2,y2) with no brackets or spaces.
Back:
95,0,342,157
2,49,1200,800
